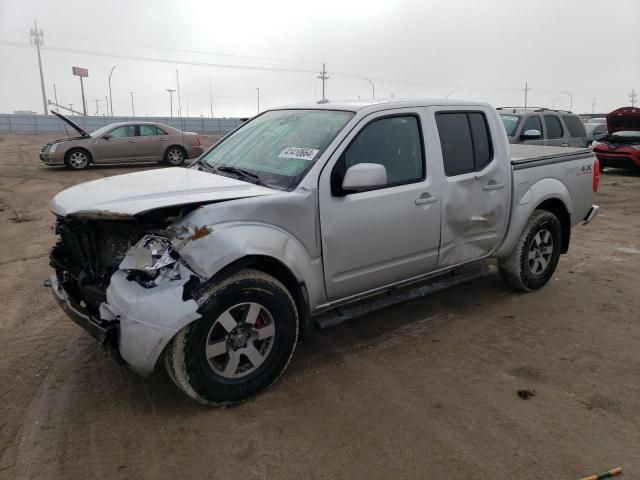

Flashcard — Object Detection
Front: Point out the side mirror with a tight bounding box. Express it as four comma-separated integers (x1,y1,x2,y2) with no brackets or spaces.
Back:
341,163,387,192
521,129,542,141
102,134,112,140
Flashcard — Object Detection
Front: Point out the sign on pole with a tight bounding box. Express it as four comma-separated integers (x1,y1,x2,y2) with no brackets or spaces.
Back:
72,67,89,115
72,66,89,78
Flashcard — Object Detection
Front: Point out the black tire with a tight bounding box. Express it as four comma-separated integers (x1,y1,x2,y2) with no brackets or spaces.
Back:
164,269,299,406
498,210,562,292
64,148,91,170
164,146,186,166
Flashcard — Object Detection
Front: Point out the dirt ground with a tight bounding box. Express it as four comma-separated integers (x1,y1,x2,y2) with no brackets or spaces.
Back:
0,133,638,480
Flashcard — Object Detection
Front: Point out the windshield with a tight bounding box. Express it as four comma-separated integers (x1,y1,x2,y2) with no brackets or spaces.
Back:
500,115,519,136
199,109,355,190
90,124,115,138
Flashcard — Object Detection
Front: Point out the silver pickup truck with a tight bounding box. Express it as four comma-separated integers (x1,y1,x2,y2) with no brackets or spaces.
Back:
47,99,600,405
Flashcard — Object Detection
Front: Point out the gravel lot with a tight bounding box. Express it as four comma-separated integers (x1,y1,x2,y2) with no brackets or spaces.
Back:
0,133,639,480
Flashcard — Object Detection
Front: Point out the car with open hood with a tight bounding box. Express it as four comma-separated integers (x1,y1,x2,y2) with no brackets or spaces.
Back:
46,99,599,406
592,107,640,171
39,111,204,169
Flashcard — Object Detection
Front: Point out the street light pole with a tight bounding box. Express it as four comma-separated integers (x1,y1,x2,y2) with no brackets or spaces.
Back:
129,91,135,117
363,77,375,100
256,87,260,114
166,89,175,118
108,66,116,116
561,91,573,111
53,83,59,112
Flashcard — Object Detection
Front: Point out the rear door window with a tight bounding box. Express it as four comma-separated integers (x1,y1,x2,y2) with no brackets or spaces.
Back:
140,125,160,136
436,111,494,176
562,115,587,138
544,115,564,139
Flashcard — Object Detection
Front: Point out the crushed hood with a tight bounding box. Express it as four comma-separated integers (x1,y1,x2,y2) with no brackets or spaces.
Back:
49,167,280,218
52,110,90,138
607,107,640,134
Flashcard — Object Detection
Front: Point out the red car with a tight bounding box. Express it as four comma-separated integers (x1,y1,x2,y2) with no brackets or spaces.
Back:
592,107,640,171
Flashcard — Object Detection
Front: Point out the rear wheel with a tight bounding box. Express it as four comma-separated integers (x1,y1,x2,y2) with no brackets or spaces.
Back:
164,146,186,166
498,210,562,291
65,148,90,170
164,269,299,406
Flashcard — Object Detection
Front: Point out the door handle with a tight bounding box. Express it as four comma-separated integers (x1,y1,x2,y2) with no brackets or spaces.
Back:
561,143,569,147
128,140,137,143
415,193,439,205
483,180,505,191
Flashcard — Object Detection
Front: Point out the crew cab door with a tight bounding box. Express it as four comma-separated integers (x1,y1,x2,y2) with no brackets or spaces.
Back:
319,110,441,300
430,107,510,267
543,114,567,146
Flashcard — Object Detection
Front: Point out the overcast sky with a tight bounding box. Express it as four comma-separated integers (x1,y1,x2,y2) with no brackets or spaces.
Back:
0,0,638,117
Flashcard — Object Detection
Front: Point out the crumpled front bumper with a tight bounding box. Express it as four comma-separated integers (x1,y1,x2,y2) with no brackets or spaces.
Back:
50,267,201,376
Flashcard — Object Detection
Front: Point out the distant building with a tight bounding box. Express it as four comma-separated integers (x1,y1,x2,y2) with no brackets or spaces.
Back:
13,110,37,115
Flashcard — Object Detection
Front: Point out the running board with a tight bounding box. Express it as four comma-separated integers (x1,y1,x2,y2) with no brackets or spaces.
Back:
314,261,495,330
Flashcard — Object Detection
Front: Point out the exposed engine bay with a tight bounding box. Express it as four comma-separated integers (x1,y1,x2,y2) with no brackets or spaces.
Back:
49,206,199,317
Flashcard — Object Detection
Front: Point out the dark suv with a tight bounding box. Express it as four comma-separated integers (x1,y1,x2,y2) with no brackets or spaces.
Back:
498,107,588,147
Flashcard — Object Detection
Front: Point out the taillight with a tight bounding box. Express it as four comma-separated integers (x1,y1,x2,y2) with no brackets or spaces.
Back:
593,158,600,192
195,134,201,146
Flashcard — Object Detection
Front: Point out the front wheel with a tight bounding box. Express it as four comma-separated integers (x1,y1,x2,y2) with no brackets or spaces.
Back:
65,148,91,170
164,269,299,406
498,210,562,291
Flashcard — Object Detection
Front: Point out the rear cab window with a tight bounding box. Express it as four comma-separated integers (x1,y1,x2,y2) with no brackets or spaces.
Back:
435,111,494,176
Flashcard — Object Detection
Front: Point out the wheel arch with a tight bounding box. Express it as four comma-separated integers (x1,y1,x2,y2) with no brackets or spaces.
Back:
65,146,93,164
534,197,571,253
200,255,313,342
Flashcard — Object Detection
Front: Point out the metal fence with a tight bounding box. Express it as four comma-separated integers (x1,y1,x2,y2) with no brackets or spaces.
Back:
0,114,243,135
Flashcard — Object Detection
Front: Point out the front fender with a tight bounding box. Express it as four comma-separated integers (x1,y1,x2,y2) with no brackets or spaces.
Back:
494,177,572,259
175,222,325,309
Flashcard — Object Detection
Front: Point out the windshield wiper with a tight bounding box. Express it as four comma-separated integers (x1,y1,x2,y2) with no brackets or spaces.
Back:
215,165,263,185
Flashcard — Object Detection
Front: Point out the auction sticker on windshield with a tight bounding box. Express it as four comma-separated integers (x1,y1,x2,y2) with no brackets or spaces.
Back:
278,147,319,161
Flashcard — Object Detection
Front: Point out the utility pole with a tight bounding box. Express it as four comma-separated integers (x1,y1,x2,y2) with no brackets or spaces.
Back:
104,95,109,116
209,78,214,118
69,104,74,115
256,87,260,113
592,97,597,114
108,66,116,116
629,89,637,107
318,63,329,103
129,91,135,117
30,20,47,115
552,97,561,109
166,89,175,118
522,82,531,108
94,99,100,116
53,83,59,112
363,77,375,100
562,91,573,111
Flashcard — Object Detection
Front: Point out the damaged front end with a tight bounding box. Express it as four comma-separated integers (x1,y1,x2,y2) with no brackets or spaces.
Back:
48,208,205,374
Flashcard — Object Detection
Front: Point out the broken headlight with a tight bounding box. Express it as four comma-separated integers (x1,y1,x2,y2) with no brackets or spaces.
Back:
121,234,178,287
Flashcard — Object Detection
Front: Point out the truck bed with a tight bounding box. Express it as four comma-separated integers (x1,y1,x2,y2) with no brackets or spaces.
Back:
510,144,593,170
